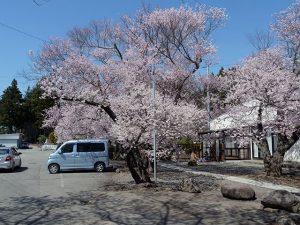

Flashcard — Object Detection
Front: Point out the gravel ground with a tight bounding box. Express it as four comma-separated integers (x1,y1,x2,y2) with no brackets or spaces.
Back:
160,160,300,189
107,159,300,192
101,161,221,193
96,160,300,225
7,147,298,224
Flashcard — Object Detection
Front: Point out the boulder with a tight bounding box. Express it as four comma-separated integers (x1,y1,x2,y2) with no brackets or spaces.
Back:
221,184,256,200
179,178,201,193
261,190,300,213
275,215,296,225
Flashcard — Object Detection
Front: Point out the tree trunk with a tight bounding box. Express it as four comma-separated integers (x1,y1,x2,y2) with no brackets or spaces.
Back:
126,148,152,184
258,134,299,177
257,138,284,177
262,150,284,177
254,105,289,177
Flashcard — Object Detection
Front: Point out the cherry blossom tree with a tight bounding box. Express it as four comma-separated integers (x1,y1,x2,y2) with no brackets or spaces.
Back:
32,5,226,183
204,1,300,176
117,5,227,105
221,48,300,176
272,0,300,75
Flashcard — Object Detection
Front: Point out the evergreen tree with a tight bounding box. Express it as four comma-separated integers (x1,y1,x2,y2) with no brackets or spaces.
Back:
0,79,23,133
217,67,225,77
22,85,55,142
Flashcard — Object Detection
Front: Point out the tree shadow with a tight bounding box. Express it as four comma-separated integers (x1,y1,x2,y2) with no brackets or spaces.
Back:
0,190,282,225
163,161,300,178
59,167,116,174
193,164,262,176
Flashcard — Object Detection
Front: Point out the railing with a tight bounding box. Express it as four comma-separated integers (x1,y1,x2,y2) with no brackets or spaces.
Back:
41,144,57,151
224,148,250,160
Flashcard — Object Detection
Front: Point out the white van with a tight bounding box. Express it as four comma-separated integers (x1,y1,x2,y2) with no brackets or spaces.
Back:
47,139,109,174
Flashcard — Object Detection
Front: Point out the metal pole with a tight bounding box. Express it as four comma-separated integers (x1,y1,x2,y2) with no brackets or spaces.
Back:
153,129,157,183
207,65,211,131
152,66,157,183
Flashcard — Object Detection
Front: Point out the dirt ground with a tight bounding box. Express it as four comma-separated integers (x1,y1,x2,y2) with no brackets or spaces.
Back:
9,147,298,224
110,160,300,190
165,160,300,189
91,161,300,225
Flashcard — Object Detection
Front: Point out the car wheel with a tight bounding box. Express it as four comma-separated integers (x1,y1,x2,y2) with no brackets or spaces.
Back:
95,162,105,172
48,164,60,174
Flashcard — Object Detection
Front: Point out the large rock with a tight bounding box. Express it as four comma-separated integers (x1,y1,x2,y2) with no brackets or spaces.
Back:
261,190,300,213
221,184,256,200
275,215,296,225
179,178,202,193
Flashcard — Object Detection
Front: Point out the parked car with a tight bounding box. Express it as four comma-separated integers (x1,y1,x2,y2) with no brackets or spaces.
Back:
20,142,29,149
47,139,109,174
0,147,22,171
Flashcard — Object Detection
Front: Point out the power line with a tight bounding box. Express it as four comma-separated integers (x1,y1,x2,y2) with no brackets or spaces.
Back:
0,21,46,42
33,0,51,7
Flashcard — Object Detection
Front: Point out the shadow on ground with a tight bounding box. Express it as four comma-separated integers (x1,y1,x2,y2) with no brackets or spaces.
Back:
0,190,278,225
0,166,28,173
57,167,116,174
161,161,300,184
185,163,262,176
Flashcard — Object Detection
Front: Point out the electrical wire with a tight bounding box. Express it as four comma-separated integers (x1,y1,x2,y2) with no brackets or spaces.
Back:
0,21,46,42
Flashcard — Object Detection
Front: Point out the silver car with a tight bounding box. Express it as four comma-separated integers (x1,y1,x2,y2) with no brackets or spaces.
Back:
0,147,22,171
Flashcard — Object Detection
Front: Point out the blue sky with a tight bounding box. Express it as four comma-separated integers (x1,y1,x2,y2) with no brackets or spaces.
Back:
0,0,295,94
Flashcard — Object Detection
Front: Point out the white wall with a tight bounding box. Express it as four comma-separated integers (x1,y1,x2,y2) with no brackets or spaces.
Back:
0,139,18,147
284,140,300,162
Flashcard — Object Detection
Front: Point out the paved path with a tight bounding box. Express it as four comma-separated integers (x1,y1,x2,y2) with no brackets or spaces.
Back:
159,162,300,194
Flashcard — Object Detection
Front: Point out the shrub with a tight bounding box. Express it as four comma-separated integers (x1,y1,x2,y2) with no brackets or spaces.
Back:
37,135,47,144
48,132,57,144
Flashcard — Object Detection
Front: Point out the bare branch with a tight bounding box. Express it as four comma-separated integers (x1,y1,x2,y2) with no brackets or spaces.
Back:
247,29,275,51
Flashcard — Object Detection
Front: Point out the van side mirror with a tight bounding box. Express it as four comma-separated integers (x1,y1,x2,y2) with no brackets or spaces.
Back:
18,152,22,155
57,149,62,154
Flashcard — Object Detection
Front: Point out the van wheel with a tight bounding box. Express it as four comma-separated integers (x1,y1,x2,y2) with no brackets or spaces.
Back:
95,162,105,172
48,164,60,174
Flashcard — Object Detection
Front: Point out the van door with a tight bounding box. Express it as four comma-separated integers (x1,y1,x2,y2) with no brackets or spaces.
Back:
76,143,92,168
89,142,108,167
58,143,76,168
76,142,107,169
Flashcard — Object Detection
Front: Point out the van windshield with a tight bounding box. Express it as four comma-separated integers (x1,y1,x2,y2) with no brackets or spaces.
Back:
60,143,74,153
56,143,62,150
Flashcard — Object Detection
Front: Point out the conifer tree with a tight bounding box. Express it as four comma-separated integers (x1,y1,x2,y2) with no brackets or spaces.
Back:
0,79,23,133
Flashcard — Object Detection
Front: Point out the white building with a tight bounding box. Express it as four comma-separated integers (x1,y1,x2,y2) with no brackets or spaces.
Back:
284,140,300,163
0,133,23,148
209,111,276,160
202,102,299,162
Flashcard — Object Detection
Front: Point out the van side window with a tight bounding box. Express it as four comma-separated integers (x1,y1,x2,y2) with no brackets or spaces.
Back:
77,143,105,152
61,144,74,153
90,143,105,152
77,143,90,153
